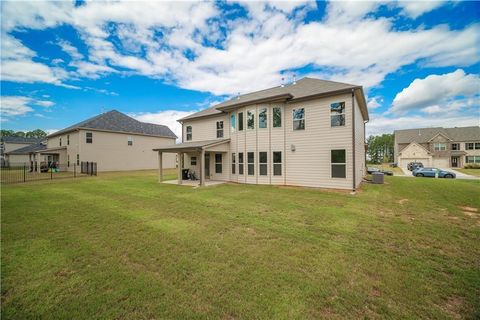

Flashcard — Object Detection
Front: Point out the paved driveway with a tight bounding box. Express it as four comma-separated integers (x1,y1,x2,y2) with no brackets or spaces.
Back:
399,167,478,180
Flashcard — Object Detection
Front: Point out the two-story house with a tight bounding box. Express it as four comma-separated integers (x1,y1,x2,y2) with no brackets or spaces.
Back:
1,136,44,166
26,110,177,172
154,77,369,191
394,126,480,168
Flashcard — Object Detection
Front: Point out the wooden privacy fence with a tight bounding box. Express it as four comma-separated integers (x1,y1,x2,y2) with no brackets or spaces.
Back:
0,162,97,184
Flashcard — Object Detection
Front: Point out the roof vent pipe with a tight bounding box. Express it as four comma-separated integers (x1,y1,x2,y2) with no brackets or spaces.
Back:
293,74,297,85
281,77,285,87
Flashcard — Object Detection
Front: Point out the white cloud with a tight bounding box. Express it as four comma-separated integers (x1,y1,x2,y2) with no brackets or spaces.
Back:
397,1,447,19
130,110,197,141
0,0,478,98
390,69,480,114
0,96,55,118
367,96,383,109
0,96,34,116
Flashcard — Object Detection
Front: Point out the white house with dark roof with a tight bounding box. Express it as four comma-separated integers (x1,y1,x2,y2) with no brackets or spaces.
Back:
34,110,177,172
394,126,480,168
154,77,369,190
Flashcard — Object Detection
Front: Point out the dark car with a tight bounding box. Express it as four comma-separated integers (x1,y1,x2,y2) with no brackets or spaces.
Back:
412,167,456,178
407,162,424,171
367,167,394,176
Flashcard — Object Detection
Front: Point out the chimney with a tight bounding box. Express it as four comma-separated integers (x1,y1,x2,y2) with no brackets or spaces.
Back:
293,74,297,85
281,77,285,87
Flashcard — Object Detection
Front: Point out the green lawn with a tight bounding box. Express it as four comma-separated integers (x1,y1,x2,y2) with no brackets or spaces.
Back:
2,171,479,319
457,168,480,177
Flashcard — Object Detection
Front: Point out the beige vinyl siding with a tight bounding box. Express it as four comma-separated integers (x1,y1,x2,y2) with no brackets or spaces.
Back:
4,142,31,154
78,129,176,171
354,96,365,187
182,114,229,142
7,154,30,164
285,93,353,189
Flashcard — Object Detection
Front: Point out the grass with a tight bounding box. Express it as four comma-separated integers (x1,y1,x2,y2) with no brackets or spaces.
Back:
2,170,479,319
457,168,480,177
368,163,404,175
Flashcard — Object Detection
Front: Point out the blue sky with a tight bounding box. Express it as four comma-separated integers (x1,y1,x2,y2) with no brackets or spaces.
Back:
1,0,479,138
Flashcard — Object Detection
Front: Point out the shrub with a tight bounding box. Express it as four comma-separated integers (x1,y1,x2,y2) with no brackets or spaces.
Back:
464,163,480,169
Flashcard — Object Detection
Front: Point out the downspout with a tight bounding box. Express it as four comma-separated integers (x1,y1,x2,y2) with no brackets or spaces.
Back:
352,89,356,192
364,119,369,175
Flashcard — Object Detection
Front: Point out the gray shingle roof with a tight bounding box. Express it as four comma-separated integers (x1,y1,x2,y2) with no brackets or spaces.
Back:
1,136,44,144
49,110,177,139
6,143,47,155
395,126,480,144
179,77,363,121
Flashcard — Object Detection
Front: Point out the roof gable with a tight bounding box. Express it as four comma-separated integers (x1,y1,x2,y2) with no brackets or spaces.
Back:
49,110,177,139
399,142,432,156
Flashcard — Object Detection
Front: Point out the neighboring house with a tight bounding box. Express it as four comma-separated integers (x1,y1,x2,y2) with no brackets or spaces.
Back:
154,77,369,190
31,110,177,172
1,136,44,166
394,126,480,168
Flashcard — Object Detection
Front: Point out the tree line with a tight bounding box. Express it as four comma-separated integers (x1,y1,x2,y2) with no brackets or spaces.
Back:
367,133,394,164
0,129,47,139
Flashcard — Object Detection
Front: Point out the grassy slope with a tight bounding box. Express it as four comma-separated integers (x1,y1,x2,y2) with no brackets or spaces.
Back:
2,171,479,319
457,168,480,177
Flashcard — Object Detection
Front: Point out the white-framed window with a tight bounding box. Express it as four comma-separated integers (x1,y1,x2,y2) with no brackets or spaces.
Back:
247,110,255,129
128,136,133,146
216,121,224,138
331,149,346,178
465,143,474,150
331,102,346,127
215,153,222,173
259,152,267,176
232,153,236,174
434,143,447,151
476,143,480,150
273,107,282,128
451,143,460,150
86,132,93,143
191,156,197,166
238,112,244,131
186,126,192,141
247,152,254,175
466,156,480,163
258,108,267,129
239,152,244,175
292,108,305,130
231,114,236,133
273,151,282,176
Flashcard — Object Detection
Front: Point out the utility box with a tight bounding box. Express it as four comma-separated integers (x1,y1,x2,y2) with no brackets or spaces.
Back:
372,172,384,184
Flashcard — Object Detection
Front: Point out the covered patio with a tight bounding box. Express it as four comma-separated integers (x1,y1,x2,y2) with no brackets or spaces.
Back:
153,139,230,187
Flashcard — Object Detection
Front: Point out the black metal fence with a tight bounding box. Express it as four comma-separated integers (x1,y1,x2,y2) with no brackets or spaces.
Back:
0,162,97,184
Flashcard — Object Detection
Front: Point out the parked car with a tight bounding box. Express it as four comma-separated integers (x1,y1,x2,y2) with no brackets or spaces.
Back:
367,167,394,176
412,167,456,178
407,162,424,171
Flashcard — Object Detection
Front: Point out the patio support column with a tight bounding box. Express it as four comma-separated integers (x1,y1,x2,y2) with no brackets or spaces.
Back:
158,151,163,183
200,148,206,187
177,152,183,185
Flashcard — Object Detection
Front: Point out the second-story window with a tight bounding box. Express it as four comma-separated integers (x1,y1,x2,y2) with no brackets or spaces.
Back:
67,135,70,145
231,114,236,133
292,108,305,130
331,102,346,127
59,137,62,146
238,112,244,131
247,110,255,129
86,132,93,143
258,108,267,128
434,143,446,151
128,136,133,146
217,121,224,138
186,126,192,141
273,107,282,128
451,143,459,150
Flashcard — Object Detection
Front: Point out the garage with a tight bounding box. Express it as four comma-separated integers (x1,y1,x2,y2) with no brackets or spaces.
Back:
432,157,450,168
399,158,430,168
